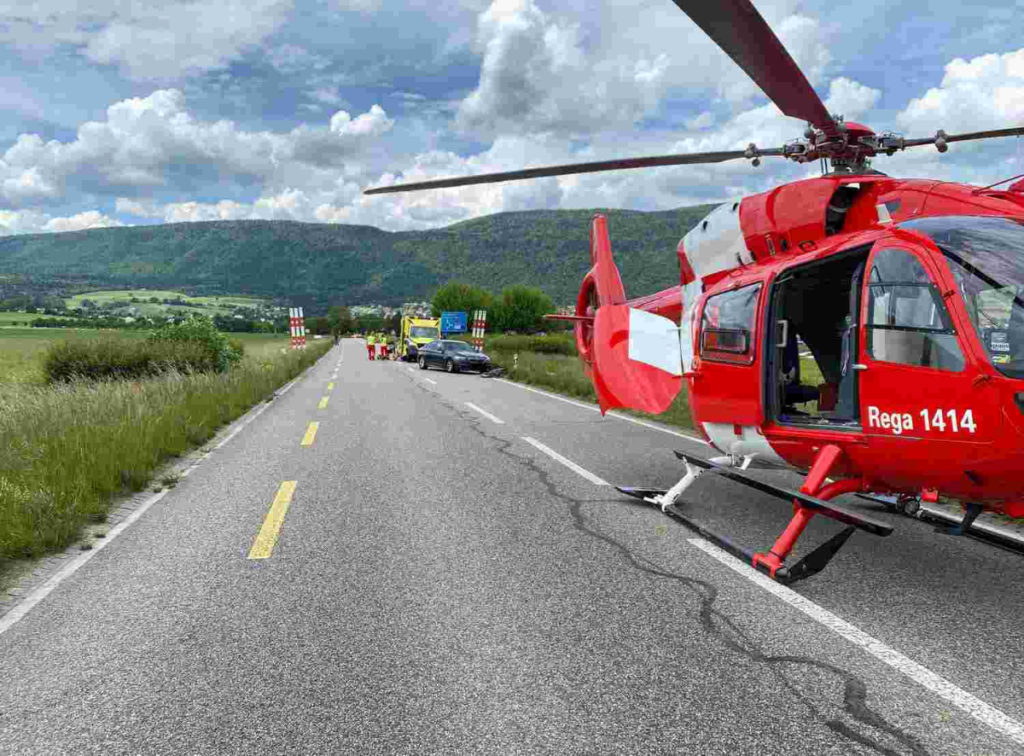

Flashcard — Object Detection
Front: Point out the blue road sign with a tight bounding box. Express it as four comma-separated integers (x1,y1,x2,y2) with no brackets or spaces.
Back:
440,311,468,333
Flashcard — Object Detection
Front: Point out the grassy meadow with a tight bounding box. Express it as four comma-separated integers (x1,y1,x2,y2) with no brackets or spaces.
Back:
0,311,75,327
0,328,330,564
65,289,271,318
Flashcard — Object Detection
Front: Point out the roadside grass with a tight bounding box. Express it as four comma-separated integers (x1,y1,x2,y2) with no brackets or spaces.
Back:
0,338,331,564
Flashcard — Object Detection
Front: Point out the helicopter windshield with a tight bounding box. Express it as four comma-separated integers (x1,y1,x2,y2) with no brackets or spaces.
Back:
901,216,1024,378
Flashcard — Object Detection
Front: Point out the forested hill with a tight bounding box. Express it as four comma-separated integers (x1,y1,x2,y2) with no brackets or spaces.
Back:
0,204,717,308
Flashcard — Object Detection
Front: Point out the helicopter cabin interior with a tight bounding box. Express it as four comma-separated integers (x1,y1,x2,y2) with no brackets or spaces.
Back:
766,247,870,428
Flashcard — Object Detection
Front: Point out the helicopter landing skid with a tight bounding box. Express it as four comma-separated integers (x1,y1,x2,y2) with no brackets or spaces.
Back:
617,452,893,585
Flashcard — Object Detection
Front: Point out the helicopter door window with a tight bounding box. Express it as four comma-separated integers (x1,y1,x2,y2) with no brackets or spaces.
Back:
865,248,965,371
700,283,762,365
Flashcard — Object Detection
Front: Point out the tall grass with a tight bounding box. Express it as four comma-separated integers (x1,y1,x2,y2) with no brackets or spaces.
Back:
0,340,331,561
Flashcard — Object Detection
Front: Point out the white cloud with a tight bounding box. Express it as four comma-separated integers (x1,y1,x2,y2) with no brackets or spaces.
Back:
897,48,1024,135
329,105,395,137
0,1,293,81
163,200,252,223
115,197,162,217
308,87,346,106
824,77,882,121
0,208,124,235
43,211,124,233
685,112,715,130
0,90,395,206
336,0,384,10
267,44,332,74
456,0,667,136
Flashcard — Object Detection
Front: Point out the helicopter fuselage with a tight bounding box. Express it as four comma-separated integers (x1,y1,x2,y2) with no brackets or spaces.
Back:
602,176,1024,515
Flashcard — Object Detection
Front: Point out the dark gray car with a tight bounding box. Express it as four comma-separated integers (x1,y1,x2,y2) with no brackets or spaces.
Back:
418,340,491,374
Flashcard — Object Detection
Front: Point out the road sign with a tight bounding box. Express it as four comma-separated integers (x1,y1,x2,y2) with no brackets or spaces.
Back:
441,311,468,333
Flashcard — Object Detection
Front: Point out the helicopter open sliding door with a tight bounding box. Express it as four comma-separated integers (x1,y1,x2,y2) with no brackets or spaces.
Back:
857,240,999,493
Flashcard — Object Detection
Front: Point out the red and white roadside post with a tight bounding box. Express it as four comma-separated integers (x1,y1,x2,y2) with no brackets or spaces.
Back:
472,309,487,352
290,307,307,349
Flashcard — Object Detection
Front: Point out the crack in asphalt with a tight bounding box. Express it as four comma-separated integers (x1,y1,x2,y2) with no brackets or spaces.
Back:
410,371,932,756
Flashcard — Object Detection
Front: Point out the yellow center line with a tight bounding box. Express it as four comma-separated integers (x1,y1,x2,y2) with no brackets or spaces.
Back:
327,382,335,391
248,481,297,560
318,396,329,409
301,421,319,446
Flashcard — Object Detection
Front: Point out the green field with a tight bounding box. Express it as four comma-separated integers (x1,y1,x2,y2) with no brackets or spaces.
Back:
0,328,294,385
0,311,75,326
65,289,272,318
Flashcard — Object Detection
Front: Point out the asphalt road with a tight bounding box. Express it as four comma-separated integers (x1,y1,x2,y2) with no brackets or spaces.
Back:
2,338,1023,755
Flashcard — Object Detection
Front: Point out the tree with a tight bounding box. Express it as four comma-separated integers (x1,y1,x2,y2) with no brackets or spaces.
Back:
495,284,554,333
328,305,352,335
308,316,331,335
431,282,492,321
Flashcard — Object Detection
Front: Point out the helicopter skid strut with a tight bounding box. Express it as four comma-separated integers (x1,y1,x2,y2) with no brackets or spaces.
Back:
617,446,894,585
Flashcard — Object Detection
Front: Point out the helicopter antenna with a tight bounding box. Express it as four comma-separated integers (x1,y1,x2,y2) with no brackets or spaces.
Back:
972,172,1024,193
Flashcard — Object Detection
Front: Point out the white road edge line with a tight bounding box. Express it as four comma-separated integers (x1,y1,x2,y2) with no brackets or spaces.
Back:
496,378,707,445
465,402,504,424
521,437,608,486
688,538,1024,748
0,491,171,637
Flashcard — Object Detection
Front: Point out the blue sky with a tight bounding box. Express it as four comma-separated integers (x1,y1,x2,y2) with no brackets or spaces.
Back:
1,0,1023,234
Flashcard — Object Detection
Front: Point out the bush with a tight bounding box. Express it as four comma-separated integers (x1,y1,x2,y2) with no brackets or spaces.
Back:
43,338,218,383
147,314,242,372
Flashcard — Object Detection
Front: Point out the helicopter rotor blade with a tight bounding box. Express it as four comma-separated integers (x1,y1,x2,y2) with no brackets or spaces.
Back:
363,149,784,195
899,126,1024,149
669,0,838,137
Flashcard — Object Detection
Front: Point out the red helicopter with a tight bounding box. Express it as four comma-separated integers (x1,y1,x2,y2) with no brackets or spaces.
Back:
366,0,1024,583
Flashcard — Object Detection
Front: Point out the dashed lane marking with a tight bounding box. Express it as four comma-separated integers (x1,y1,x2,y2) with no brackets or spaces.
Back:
424,377,437,385
248,482,297,560
318,396,329,409
465,402,504,424
301,422,319,447
521,437,608,486
495,379,707,446
688,538,1024,749
327,382,335,391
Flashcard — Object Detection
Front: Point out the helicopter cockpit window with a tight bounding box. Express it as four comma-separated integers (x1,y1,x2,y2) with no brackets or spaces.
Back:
700,283,762,365
900,215,1024,380
865,247,965,371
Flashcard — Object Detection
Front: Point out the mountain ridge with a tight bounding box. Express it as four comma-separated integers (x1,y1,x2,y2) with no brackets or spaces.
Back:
0,205,718,309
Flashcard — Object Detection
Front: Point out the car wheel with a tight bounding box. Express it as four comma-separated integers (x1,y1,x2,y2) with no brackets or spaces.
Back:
445,358,457,373
419,355,427,370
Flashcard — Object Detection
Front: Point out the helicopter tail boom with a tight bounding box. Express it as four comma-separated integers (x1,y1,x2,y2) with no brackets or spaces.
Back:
550,214,685,414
